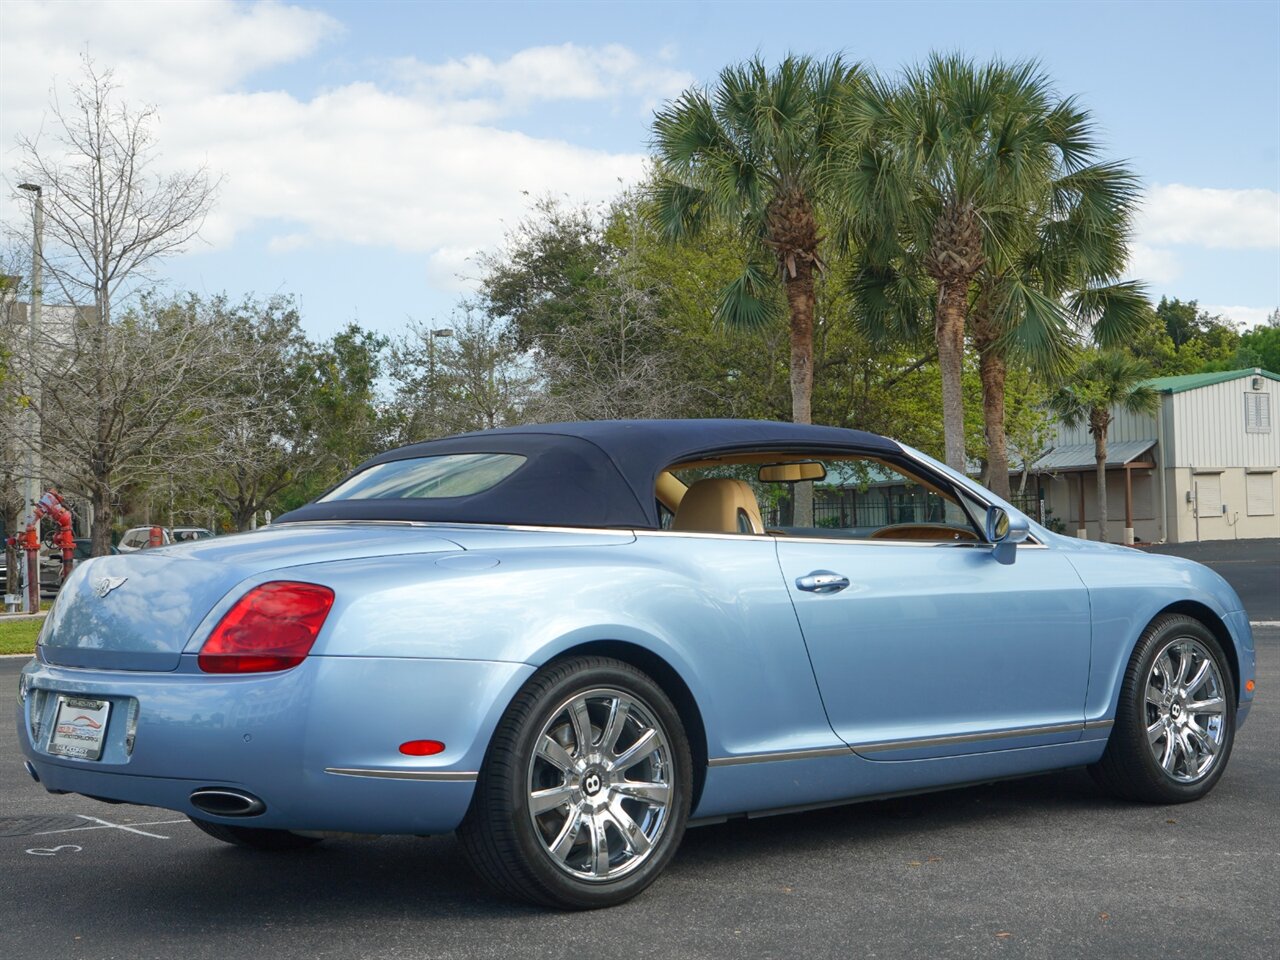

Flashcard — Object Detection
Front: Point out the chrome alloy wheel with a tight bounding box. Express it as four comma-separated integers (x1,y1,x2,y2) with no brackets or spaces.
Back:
526,687,673,882
1145,638,1228,783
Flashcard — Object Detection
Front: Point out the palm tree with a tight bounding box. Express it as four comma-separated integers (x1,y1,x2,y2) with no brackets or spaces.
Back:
1047,350,1160,542
840,54,1116,472
648,55,862,428
971,152,1147,499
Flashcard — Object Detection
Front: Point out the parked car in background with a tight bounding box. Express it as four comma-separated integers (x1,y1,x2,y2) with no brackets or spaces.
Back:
117,527,171,552
17,420,1256,908
40,539,120,594
172,527,215,543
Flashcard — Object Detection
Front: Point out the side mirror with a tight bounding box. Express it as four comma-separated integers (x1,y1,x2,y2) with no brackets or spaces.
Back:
986,505,1031,565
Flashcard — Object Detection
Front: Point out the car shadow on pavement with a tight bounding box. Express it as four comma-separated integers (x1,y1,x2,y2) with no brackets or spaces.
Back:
58,766,1129,929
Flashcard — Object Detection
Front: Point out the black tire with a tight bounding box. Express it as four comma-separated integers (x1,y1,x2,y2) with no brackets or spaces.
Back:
1090,613,1236,803
458,656,692,909
188,817,323,851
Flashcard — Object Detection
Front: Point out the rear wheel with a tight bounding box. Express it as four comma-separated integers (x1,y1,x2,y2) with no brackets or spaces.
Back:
1090,614,1236,803
188,817,323,851
459,656,692,909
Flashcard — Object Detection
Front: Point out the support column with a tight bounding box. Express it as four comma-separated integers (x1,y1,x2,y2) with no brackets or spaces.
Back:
1076,473,1088,539
1123,466,1135,545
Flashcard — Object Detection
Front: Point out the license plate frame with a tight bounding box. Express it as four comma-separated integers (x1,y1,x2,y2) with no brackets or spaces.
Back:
49,696,111,761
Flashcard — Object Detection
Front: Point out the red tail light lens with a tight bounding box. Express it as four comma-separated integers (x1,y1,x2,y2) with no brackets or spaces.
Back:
198,581,335,674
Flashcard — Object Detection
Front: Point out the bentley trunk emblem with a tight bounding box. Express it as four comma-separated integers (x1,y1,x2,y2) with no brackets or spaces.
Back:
93,576,128,598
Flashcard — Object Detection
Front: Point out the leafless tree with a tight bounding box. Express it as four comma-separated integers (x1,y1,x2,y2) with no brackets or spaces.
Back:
526,257,693,423
9,57,218,553
389,307,540,442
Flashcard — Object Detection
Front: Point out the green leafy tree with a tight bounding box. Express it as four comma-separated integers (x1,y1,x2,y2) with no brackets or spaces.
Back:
1235,316,1280,372
1047,351,1160,542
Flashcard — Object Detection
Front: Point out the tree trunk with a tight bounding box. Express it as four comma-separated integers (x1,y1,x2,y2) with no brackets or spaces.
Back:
91,481,113,557
784,264,815,526
1094,432,1109,544
935,281,968,472
978,343,1010,500
3,502,19,596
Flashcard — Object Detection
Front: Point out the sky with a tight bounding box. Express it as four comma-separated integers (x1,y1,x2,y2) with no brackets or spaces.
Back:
2,0,1278,341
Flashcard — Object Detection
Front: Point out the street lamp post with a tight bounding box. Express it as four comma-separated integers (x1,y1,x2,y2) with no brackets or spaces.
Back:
426,327,453,433
18,184,43,612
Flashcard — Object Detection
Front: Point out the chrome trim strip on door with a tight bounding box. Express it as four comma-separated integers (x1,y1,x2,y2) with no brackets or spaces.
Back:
324,766,478,782
706,746,854,767
707,721,1094,765
853,721,1083,754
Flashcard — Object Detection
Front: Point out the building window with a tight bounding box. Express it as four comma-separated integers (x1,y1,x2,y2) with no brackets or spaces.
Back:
1246,472,1275,517
1244,392,1271,433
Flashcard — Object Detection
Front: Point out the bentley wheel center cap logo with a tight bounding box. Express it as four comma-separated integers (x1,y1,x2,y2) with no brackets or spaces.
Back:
93,576,128,598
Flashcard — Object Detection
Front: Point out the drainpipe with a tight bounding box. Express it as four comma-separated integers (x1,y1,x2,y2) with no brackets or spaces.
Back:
1155,396,1168,544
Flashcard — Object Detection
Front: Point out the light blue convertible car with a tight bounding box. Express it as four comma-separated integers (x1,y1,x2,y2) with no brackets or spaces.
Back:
16,420,1256,907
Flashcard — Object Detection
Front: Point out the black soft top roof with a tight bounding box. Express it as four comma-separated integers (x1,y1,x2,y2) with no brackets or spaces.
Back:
277,419,901,529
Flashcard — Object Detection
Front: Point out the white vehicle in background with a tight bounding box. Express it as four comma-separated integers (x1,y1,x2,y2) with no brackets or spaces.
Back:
117,527,172,552
117,526,216,552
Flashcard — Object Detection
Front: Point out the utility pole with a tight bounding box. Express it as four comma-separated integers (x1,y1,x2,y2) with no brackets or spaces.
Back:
18,184,43,603
426,327,453,433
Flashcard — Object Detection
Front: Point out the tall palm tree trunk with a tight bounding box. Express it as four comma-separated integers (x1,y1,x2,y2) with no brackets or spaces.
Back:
784,261,816,525
1093,430,1109,543
936,281,968,472
977,341,1011,500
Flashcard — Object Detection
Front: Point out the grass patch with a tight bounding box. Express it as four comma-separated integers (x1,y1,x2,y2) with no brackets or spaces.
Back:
0,617,42,656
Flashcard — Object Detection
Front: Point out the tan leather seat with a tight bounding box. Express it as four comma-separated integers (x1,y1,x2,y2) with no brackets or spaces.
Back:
671,478,764,535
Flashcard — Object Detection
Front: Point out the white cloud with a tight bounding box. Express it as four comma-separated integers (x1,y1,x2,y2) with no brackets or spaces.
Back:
1202,305,1277,331
391,43,693,117
1,3,671,301
1138,184,1280,249
1124,242,1182,285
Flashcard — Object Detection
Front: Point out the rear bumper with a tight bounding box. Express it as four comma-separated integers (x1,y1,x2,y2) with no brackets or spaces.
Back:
16,654,534,834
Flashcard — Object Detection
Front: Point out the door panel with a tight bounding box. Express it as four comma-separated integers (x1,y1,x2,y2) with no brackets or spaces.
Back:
776,540,1092,760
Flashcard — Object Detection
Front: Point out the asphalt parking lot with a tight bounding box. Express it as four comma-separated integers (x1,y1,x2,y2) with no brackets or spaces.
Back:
0,543,1276,959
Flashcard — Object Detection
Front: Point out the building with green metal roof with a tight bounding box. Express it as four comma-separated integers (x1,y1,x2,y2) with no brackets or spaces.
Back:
1027,368,1277,544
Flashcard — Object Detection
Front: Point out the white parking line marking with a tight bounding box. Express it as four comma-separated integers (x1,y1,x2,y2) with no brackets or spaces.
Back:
30,816,188,840
1250,621,1279,627
25,844,82,856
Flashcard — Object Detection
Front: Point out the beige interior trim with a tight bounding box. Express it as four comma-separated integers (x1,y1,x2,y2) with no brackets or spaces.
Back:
655,470,687,513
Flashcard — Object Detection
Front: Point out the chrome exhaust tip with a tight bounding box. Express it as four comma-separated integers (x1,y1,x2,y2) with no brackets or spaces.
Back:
23,760,40,783
189,787,266,817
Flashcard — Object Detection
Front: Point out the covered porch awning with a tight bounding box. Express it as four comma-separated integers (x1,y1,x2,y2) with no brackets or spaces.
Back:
1030,439,1156,473
1030,440,1158,541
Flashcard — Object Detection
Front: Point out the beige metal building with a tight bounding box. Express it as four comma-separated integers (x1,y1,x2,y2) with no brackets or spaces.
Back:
1028,368,1279,544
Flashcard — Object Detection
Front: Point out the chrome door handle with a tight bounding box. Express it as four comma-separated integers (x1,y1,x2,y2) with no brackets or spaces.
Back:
795,571,850,594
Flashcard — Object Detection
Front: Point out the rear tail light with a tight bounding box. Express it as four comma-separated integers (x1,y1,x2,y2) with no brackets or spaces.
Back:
198,581,334,674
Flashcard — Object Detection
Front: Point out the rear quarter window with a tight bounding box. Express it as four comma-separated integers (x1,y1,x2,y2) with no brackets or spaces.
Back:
320,453,527,501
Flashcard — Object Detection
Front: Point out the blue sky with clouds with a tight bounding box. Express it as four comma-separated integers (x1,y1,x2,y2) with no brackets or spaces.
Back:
2,0,1277,338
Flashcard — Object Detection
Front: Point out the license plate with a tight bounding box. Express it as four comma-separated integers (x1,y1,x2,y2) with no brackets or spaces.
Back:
49,696,111,761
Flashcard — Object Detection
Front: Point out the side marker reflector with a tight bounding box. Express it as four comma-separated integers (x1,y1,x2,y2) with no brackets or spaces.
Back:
399,740,446,756
1245,679,1255,693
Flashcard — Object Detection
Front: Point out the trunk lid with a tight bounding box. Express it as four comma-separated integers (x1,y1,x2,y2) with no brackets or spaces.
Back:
39,524,463,671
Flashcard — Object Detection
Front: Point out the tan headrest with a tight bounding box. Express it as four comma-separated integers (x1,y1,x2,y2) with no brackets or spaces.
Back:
671,478,764,535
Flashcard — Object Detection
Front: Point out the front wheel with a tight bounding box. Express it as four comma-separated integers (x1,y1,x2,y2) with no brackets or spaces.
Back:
1090,614,1236,803
459,656,692,909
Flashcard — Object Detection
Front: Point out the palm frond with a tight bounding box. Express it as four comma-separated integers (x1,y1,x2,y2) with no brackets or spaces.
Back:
714,261,781,332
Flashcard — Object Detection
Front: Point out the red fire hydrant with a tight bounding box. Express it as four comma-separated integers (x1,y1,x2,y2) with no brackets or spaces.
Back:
4,490,77,614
